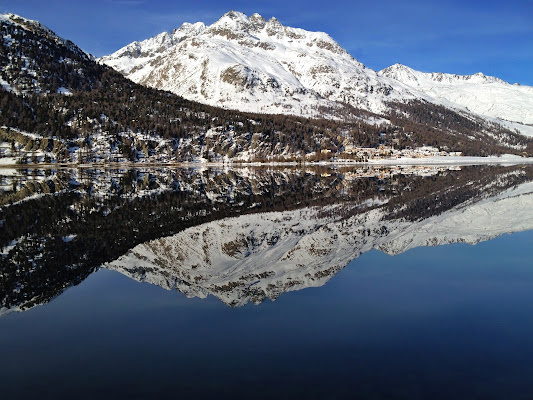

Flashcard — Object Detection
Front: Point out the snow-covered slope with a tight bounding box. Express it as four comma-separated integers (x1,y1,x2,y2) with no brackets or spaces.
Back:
100,11,413,117
100,11,533,137
106,178,533,307
380,63,533,127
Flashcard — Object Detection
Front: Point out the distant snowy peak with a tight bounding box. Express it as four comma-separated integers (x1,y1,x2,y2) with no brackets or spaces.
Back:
101,10,348,67
207,10,258,33
173,21,206,37
380,63,533,126
203,10,342,48
380,63,507,86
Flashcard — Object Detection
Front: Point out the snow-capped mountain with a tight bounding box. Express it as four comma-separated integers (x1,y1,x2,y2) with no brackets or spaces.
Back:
100,11,533,136
106,172,533,307
380,64,533,126
100,11,413,117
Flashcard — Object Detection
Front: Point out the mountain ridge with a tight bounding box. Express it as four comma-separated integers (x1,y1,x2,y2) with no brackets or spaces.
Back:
379,63,533,126
100,11,533,135
99,10,409,118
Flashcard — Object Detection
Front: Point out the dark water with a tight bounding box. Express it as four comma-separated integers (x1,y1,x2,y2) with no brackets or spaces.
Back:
1,165,533,399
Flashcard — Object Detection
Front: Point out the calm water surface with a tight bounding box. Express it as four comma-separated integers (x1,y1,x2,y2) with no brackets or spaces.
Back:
1,165,532,399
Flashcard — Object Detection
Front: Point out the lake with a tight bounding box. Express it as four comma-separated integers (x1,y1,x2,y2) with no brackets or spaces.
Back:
1,164,532,399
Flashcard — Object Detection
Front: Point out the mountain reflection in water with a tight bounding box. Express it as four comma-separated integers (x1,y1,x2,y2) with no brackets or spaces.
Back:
1,164,533,313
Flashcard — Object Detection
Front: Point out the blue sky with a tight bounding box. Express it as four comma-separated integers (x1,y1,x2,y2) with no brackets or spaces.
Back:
2,0,532,85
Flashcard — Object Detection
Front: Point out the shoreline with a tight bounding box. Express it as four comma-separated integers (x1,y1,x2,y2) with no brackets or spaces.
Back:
1,155,533,169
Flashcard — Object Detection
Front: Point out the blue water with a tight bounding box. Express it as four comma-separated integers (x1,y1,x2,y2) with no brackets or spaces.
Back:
1,230,532,399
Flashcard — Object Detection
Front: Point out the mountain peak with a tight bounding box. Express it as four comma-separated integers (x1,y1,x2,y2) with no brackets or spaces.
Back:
1,12,31,24
379,63,418,83
212,10,250,27
380,63,414,74
0,11,91,60
207,11,287,35
172,21,206,36
466,71,504,84
0,12,97,95
249,13,266,29
265,16,284,36
99,9,403,117
222,10,248,19
389,63,412,71
205,10,257,37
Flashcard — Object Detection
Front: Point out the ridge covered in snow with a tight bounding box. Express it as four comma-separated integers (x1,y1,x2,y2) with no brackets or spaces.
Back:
100,11,412,117
100,11,533,136
380,63,533,126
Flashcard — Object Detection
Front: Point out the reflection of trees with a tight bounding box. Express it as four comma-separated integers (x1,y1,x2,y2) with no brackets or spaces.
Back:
1,165,532,312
